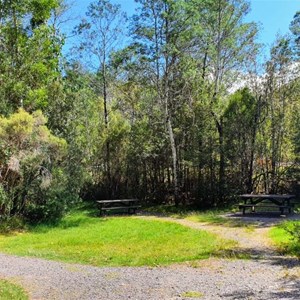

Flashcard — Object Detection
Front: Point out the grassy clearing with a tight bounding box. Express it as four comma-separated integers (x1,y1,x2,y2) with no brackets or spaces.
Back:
269,221,300,257
0,209,235,267
0,279,28,300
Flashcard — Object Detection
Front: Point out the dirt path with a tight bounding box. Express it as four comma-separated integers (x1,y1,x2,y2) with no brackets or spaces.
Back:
138,214,275,257
0,214,299,300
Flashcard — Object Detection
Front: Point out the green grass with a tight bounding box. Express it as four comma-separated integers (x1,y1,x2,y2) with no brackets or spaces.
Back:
0,209,235,267
181,291,204,298
0,279,28,300
269,221,300,257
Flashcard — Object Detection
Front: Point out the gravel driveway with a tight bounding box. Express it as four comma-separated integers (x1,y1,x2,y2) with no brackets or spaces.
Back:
0,213,300,300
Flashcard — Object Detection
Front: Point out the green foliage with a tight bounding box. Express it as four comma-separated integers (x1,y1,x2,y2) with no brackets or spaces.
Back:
283,221,300,245
0,210,235,266
290,11,300,57
0,109,68,222
0,1,62,113
270,221,300,257
0,0,299,219
0,216,25,234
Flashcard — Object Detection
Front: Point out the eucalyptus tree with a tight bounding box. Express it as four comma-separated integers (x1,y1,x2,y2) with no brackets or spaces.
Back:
290,11,300,58
259,36,297,193
129,0,196,204
0,0,62,114
75,0,127,196
189,0,259,200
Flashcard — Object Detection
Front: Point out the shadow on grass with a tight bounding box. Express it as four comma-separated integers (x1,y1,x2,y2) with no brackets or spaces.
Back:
27,203,107,233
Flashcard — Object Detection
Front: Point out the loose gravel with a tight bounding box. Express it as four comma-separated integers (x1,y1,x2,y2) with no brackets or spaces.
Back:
0,213,300,300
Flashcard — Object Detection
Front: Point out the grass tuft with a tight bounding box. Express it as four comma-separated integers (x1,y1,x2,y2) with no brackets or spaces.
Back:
181,291,204,298
0,279,28,300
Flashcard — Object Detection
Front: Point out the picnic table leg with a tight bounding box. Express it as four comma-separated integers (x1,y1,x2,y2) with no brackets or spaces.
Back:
287,200,292,214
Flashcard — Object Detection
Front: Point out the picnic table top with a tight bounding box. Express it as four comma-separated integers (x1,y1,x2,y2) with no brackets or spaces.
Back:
96,199,139,204
240,194,295,200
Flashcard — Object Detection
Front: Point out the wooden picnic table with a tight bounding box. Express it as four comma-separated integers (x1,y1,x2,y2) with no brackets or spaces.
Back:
238,194,296,215
96,199,141,216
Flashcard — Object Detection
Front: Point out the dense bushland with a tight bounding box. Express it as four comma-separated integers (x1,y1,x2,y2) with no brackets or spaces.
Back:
0,0,299,223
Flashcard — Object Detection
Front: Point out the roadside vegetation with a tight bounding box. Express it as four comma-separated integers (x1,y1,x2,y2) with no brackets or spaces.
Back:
0,279,28,300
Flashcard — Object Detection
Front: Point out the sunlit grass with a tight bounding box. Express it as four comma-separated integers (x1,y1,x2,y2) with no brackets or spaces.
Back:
269,221,300,257
0,210,235,267
0,279,28,300
181,291,204,298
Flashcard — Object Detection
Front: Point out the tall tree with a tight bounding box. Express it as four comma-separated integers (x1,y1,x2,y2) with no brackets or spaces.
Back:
290,11,300,58
190,0,259,200
130,0,196,204
75,0,127,197
0,0,62,113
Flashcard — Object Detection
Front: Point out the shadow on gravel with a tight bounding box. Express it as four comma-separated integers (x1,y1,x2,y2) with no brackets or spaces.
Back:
219,248,300,268
271,279,300,300
223,212,300,229
266,256,300,269
271,290,300,300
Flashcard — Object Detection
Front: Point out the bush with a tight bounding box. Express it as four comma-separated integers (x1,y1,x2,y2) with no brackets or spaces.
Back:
282,221,300,257
0,216,25,233
0,109,69,223
24,189,80,224
284,222,300,244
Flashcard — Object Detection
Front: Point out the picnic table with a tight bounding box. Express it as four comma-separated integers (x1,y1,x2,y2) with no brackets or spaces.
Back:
96,199,141,216
238,194,296,215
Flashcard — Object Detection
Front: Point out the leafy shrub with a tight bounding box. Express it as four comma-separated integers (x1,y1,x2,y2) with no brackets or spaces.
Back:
24,189,80,224
0,216,25,234
284,222,300,243
282,221,300,257
0,109,69,222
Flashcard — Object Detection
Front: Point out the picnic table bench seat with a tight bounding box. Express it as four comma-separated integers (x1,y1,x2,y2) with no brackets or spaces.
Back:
96,199,141,216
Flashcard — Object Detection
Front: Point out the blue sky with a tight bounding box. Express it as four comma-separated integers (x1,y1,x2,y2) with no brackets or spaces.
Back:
246,0,299,49
65,0,299,57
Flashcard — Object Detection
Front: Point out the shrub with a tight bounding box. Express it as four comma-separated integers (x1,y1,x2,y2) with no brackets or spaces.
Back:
282,221,300,257
0,109,69,222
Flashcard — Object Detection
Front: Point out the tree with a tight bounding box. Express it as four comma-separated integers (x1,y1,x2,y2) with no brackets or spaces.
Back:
189,0,259,200
129,0,191,204
290,11,300,58
75,0,127,196
258,36,296,193
0,0,62,113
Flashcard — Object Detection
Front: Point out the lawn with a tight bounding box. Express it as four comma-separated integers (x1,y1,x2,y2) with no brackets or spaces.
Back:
0,279,28,300
0,209,235,267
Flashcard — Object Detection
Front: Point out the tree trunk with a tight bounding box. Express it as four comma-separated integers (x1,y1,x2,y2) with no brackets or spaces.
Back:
217,118,225,203
102,60,111,198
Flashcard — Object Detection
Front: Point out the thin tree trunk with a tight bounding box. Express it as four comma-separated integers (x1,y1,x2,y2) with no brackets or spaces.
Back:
102,59,111,197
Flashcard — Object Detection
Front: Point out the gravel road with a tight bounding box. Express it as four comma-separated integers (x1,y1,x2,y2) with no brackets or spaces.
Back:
0,213,299,300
